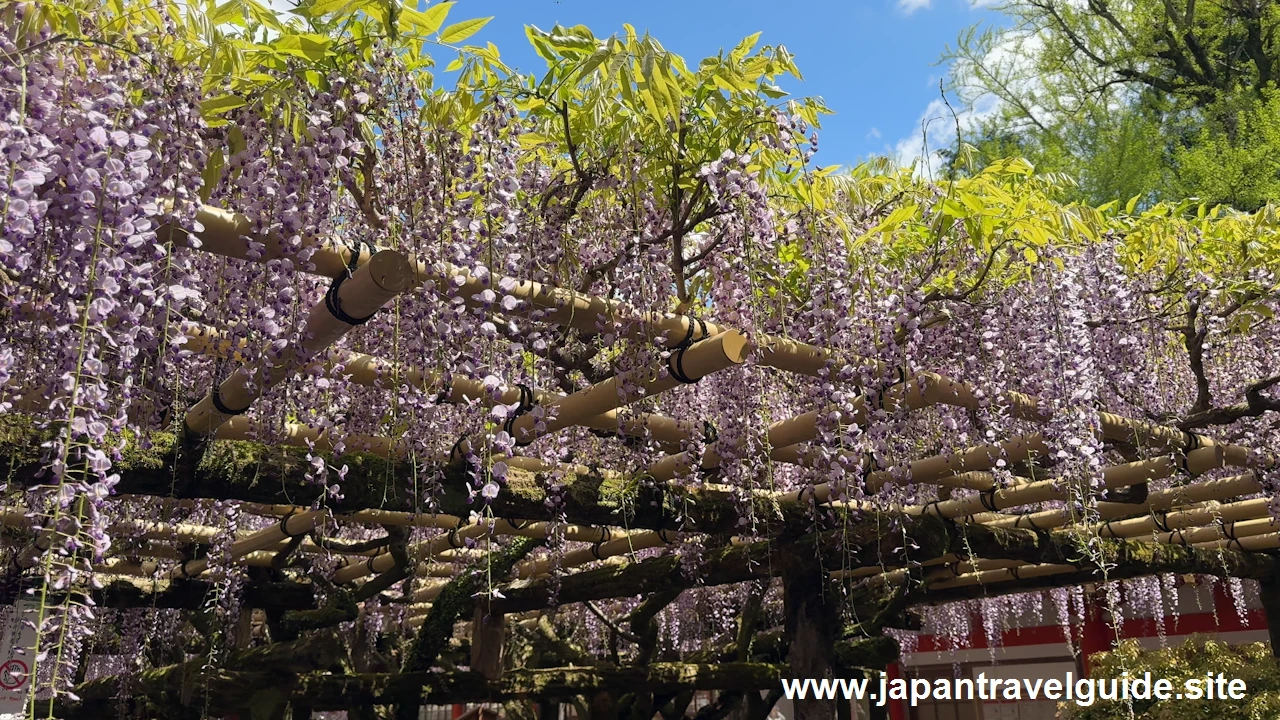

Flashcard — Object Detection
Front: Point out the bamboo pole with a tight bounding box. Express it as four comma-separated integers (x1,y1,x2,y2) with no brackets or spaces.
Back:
184,324,696,447
926,563,1081,591
765,434,1052,507
514,530,678,578
168,511,325,579
923,515,1280,593
1090,497,1274,539
342,518,644,585
1143,472,1264,510
332,522,490,583
184,250,415,437
1149,516,1279,546
504,331,749,445
1195,531,1280,552
974,471,1264,531
911,447,1230,521
635,364,1246,483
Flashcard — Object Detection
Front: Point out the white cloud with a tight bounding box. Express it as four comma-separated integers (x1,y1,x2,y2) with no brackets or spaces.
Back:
900,0,999,14
891,23,1048,177
866,127,882,140
897,0,933,14
892,94,1003,178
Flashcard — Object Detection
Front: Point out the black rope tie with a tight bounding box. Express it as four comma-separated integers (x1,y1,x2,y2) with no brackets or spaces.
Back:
210,379,249,417
503,384,536,445
590,542,605,560
364,557,379,574
978,490,1000,513
922,500,944,517
278,510,308,539
1101,520,1118,538
668,318,709,385
509,519,531,531
702,420,719,445
1218,518,1237,542
325,240,379,326
870,366,910,411
798,485,817,505
447,522,465,549
1008,566,1022,581
449,436,469,464
1017,514,1042,532
1170,528,1189,546
1152,512,1171,534
597,527,611,544
434,376,454,405
657,528,674,545
1183,430,1202,453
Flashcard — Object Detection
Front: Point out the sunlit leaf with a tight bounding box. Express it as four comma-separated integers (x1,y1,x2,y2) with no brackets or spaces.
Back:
200,94,248,115
438,16,490,44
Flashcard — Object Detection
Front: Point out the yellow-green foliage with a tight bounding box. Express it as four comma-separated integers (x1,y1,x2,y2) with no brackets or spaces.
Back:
1066,638,1280,720
773,159,1280,328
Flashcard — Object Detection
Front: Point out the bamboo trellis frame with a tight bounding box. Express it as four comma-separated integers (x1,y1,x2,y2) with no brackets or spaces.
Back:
7,200,1276,705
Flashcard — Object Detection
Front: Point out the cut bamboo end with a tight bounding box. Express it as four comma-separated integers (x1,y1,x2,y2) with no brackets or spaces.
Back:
183,251,413,438
301,250,414,352
166,511,324,580
508,331,749,444
164,204,371,278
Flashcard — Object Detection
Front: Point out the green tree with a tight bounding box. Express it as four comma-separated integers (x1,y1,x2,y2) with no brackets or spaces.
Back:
945,0,1280,210
1069,638,1280,720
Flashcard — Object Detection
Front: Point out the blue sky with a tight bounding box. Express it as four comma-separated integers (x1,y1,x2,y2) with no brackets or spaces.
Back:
446,0,1008,169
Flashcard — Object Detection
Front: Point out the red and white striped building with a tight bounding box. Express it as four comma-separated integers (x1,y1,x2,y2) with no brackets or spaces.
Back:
815,578,1268,720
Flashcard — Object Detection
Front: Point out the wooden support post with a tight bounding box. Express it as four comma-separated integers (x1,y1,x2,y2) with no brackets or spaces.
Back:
1261,579,1280,659
233,609,256,648
470,607,506,680
536,701,560,720
782,556,839,720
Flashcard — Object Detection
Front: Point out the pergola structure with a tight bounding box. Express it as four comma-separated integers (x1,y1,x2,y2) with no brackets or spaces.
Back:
3,202,1279,720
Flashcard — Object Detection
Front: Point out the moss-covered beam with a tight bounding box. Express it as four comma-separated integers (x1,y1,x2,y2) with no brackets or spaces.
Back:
393,537,543,720
694,629,899,670
0,415,943,541
29,577,319,612
57,629,346,718
0,414,779,534
404,537,544,673
60,663,787,716
950,523,1278,582
294,663,787,710
278,588,359,642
